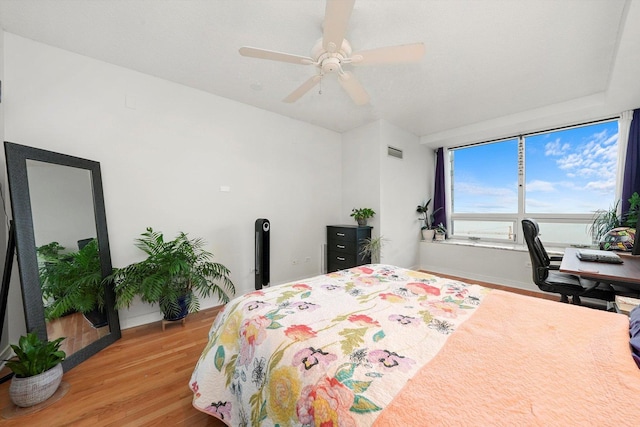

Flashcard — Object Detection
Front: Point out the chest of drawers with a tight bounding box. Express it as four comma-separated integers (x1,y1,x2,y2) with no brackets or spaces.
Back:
326,225,372,273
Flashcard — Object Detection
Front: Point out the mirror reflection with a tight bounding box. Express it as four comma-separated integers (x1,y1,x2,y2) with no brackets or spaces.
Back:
26,160,109,357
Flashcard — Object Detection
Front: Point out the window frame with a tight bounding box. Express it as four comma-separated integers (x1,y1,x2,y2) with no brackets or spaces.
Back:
448,118,619,247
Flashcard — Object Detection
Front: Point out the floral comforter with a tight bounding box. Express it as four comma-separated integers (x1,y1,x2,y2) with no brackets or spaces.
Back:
190,264,489,426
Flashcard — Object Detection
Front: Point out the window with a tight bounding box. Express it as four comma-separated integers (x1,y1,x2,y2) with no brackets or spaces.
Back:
450,119,618,245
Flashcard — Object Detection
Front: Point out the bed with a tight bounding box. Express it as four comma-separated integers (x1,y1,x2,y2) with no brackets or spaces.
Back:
190,264,640,426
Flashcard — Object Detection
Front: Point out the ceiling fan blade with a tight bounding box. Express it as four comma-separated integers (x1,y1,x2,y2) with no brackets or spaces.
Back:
351,43,426,66
338,71,369,105
239,47,314,65
323,0,355,53
283,75,322,103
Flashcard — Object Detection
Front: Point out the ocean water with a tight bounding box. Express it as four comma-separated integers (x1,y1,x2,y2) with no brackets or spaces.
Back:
452,220,594,246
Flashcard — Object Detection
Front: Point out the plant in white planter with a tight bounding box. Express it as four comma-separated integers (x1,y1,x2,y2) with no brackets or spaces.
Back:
416,199,442,241
5,332,66,407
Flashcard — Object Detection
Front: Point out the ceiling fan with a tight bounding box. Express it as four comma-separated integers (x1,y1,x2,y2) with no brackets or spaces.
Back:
238,0,425,105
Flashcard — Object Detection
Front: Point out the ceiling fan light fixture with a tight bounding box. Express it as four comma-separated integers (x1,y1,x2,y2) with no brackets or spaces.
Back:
238,0,424,105
322,57,341,73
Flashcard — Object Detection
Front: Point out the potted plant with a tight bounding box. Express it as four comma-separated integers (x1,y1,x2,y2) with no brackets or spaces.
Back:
107,228,235,321
37,239,107,327
590,192,640,247
350,208,375,226
416,199,442,241
359,235,387,263
5,332,66,407
434,223,447,241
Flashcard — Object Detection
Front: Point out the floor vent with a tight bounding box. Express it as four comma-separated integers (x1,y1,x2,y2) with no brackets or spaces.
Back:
387,146,403,159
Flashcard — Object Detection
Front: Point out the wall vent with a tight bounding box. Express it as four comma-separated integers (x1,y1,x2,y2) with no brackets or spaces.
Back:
387,146,403,159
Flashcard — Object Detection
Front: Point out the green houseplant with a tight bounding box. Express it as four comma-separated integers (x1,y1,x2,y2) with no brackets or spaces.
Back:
5,332,66,407
359,235,387,263
589,192,640,243
416,199,443,240
108,228,235,321
350,208,375,226
37,239,107,327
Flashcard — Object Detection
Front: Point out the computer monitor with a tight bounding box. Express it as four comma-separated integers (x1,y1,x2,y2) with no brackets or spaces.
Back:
634,214,640,256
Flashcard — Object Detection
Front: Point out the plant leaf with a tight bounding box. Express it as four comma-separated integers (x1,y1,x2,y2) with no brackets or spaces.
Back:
350,395,382,413
214,345,225,372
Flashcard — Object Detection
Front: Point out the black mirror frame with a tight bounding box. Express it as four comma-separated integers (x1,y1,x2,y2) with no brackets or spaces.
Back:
4,141,121,371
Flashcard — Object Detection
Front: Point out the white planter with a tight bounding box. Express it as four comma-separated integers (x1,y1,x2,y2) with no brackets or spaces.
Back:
435,231,445,241
9,363,63,407
422,229,435,241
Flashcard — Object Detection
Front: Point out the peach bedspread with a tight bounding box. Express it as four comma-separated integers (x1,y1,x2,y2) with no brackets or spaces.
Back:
375,290,640,426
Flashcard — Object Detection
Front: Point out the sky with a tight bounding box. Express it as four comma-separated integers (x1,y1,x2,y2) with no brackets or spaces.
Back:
453,120,618,214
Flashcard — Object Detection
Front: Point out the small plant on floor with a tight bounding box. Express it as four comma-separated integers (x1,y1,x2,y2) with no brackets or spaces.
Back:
359,235,388,263
5,332,66,407
5,333,66,378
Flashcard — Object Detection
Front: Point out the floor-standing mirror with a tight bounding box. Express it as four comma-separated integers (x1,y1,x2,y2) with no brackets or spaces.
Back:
4,141,121,371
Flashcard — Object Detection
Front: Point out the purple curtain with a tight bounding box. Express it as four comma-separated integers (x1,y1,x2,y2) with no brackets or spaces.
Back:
622,109,640,213
433,147,447,232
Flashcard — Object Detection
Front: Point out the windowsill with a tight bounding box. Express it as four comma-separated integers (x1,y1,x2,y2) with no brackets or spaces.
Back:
421,238,565,256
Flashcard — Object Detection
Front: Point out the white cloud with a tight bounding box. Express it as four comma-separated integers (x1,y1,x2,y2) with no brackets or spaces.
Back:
554,128,618,186
455,182,516,198
545,139,567,156
526,180,556,192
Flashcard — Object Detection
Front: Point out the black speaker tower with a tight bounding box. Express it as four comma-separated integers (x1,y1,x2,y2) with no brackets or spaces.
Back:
255,218,270,289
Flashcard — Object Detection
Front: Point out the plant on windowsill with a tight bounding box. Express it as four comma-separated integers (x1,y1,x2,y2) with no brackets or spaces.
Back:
106,228,235,322
434,223,447,241
350,208,375,226
416,198,443,241
4,332,66,408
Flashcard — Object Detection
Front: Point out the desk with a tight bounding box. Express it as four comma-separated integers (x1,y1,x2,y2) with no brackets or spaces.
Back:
560,248,640,289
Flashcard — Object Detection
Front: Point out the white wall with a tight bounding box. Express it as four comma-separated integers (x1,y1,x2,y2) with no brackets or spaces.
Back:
342,120,432,268
341,121,381,229
379,121,431,268
419,241,539,293
4,33,343,329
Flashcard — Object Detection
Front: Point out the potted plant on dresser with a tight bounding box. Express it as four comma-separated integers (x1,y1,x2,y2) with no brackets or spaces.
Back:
350,208,375,226
5,332,66,408
107,228,235,324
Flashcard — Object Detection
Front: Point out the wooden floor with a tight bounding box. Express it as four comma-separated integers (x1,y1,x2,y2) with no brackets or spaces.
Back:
0,273,555,426
0,307,227,427
47,312,110,357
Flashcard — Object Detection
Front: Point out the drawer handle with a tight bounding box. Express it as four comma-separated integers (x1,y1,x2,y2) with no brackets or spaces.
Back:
337,245,345,249
337,256,346,261
336,233,345,237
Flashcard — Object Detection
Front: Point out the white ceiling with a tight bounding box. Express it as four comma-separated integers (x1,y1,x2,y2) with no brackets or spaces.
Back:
1,0,639,145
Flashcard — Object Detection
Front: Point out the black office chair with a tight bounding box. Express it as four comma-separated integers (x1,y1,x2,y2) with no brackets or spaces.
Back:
522,218,615,305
